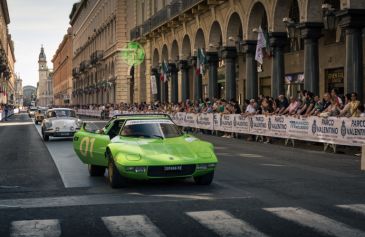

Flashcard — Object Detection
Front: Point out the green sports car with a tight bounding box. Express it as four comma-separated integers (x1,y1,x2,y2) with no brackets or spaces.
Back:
73,114,218,188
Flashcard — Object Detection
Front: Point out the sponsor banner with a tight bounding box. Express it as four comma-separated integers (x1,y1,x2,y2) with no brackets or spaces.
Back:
151,75,158,95
183,113,198,128
196,113,214,130
267,115,289,138
233,115,250,134
341,118,365,146
309,117,341,144
213,113,222,131
286,116,311,140
249,115,268,135
219,114,234,132
76,110,365,147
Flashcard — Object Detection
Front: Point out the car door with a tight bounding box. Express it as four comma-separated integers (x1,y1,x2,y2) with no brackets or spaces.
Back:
73,122,111,167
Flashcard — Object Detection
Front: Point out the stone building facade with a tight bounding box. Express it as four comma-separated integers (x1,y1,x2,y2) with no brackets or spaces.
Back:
130,0,365,104
0,0,15,105
70,0,136,106
37,46,53,107
52,29,73,106
14,74,22,107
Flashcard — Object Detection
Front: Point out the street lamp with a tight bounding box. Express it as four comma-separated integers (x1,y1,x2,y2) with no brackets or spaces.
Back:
322,4,337,31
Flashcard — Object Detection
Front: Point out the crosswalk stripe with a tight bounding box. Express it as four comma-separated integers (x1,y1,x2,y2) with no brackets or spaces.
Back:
264,207,365,237
337,204,365,216
186,210,268,237
10,219,61,237
102,215,165,237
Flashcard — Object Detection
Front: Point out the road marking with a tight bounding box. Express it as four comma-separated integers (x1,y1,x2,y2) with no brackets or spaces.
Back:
264,207,365,237
10,219,61,237
102,215,165,237
151,194,213,200
260,164,286,167
0,122,34,126
186,210,268,237
216,153,234,156
239,153,263,158
337,204,365,216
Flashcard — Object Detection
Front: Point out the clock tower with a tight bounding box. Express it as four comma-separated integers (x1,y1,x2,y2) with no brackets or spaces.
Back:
37,45,53,107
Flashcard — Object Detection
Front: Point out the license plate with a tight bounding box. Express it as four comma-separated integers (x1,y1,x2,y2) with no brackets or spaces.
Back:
164,166,182,171
60,132,70,136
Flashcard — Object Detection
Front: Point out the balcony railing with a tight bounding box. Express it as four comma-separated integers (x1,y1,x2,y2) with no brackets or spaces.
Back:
135,0,205,37
130,25,142,41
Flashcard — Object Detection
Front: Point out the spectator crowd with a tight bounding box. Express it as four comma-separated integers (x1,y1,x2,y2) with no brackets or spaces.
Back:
73,89,365,119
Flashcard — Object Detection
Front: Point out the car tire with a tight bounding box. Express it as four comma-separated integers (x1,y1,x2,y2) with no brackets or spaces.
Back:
35,120,38,125
88,164,105,176
42,129,49,142
107,151,128,188
194,171,214,185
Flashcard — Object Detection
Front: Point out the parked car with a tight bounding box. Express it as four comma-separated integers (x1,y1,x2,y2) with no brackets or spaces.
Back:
41,108,82,141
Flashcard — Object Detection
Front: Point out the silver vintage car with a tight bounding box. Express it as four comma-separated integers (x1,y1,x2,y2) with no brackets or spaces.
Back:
41,108,82,141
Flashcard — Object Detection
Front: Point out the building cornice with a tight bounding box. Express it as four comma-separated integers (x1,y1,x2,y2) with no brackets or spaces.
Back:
1,0,10,24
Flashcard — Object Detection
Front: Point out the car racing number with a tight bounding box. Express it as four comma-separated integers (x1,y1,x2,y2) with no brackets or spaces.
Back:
79,137,96,158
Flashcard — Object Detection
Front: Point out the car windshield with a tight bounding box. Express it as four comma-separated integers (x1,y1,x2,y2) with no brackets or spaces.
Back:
120,120,182,138
52,110,76,118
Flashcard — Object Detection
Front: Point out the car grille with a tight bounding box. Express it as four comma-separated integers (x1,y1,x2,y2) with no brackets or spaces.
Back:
147,165,196,177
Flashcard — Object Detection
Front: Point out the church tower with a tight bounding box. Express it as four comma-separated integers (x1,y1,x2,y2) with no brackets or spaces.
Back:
37,45,52,106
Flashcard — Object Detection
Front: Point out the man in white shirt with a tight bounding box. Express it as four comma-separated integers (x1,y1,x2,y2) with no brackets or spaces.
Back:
244,99,256,115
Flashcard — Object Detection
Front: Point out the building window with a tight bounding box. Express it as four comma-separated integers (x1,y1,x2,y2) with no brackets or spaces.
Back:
285,73,304,98
325,67,344,96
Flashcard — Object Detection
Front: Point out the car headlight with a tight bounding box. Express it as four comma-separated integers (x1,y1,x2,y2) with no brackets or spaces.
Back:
45,121,52,128
76,119,82,128
196,163,216,170
125,166,147,173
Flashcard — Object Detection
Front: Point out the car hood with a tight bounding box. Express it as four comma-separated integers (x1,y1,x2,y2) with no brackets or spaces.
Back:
111,136,215,162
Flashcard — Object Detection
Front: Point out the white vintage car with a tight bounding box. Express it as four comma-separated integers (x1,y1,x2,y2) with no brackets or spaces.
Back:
41,108,82,141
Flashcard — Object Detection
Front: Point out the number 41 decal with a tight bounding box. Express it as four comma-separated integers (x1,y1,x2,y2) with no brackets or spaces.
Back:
80,137,96,157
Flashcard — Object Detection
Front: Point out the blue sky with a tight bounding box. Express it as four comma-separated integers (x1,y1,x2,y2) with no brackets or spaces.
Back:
8,0,77,87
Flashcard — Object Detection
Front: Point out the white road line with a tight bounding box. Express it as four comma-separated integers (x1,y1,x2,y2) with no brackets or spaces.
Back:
337,204,365,216
102,215,165,237
260,164,285,167
264,207,365,237
10,219,61,237
239,153,263,158
186,210,268,237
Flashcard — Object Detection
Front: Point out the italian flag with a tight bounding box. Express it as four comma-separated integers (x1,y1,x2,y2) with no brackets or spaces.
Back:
160,60,169,83
196,48,206,76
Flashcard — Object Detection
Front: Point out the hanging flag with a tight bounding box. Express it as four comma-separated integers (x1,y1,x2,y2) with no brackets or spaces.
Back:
262,27,271,57
255,26,266,65
196,48,206,76
159,60,169,83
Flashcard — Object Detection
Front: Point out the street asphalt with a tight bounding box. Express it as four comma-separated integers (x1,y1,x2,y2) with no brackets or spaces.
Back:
0,113,364,237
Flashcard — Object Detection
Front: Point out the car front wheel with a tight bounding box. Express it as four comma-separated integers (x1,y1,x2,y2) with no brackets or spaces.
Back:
42,129,49,141
88,164,105,176
107,151,128,188
194,172,214,185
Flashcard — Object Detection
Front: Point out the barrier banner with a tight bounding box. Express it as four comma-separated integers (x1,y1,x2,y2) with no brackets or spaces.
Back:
341,118,365,146
196,113,214,130
213,113,222,131
76,110,365,147
267,115,289,138
183,113,198,128
249,115,267,135
220,114,234,132
233,115,250,134
287,116,311,140
309,117,341,144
